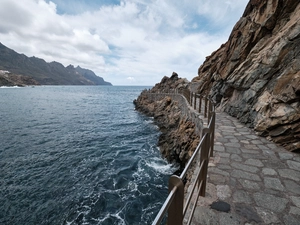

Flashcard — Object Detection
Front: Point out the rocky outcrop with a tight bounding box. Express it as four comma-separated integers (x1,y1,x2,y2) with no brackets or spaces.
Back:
134,73,200,170
192,0,300,152
0,71,39,86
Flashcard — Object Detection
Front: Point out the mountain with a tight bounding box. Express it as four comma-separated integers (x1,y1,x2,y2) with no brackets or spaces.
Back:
0,42,112,86
191,0,300,152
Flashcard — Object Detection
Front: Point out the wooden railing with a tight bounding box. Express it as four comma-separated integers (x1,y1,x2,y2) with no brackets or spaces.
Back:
150,89,216,225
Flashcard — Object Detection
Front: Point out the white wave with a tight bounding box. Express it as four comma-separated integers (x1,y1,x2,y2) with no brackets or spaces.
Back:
145,158,179,175
0,86,21,88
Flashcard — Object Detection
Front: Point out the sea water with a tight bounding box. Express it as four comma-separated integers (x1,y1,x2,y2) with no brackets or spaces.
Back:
0,86,177,225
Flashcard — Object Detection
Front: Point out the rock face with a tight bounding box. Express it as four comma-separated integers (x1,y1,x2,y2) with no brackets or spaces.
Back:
0,42,112,86
192,0,300,152
134,74,199,170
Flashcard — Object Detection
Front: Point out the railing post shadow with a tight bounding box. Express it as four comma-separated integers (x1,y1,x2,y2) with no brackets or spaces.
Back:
168,175,184,225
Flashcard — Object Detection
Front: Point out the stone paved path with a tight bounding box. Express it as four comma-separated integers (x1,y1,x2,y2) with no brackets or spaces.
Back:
189,111,300,225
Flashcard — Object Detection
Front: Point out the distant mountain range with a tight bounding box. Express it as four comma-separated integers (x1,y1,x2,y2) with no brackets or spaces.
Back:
0,42,112,86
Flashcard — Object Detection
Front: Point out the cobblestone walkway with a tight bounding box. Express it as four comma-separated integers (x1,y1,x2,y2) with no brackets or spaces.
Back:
190,111,300,225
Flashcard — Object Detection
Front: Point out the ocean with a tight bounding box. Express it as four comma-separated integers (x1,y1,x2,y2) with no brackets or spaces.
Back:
0,86,178,225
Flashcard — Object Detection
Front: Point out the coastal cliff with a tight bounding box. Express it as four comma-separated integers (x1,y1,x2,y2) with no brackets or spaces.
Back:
192,0,300,152
0,42,112,86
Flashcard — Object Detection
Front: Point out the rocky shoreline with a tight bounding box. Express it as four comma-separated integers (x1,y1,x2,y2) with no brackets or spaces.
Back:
0,71,40,87
134,73,201,171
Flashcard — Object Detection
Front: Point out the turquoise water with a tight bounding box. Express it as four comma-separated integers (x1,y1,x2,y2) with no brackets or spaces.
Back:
0,86,177,225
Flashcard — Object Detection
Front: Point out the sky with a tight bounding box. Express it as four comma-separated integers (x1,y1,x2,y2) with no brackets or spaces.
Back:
0,0,249,86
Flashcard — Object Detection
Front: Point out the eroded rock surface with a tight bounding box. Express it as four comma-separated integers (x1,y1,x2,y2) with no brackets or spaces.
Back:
192,0,300,152
134,73,199,169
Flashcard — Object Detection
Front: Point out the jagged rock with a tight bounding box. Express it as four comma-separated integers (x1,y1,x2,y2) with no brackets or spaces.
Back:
192,0,300,152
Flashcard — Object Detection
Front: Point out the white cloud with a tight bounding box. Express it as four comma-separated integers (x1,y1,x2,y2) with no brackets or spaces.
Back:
0,0,249,85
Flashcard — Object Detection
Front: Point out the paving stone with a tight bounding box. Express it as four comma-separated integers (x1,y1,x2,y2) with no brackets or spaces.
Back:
283,179,300,195
214,145,225,152
216,185,232,200
217,152,230,158
192,206,218,225
246,135,258,139
217,138,229,143
291,196,300,208
255,207,280,224
224,142,241,148
287,160,300,172
290,206,300,216
240,140,250,144
257,144,270,150
219,157,230,164
209,167,230,177
263,159,287,169
239,179,260,190
278,169,300,182
244,144,259,150
294,156,300,162
225,147,241,154
267,143,278,149
239,131,252,135
231,169,261,181
231,162,259,173
253,193,288,212
283,215,300,225
231,154,242,162
251,140,264,145
261,149,277,158
229,138,240,143
240,149,261,155
262,168,277,176
218,212,241,225
233,190,253,204
223,135,236,139
278,152,294,160
209,174,226,184
217,164,231,170
245,159,264,167
264,177,284,191
235,203,262,223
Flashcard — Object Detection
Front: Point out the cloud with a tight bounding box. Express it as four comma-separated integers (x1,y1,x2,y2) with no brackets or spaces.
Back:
0,0,249,85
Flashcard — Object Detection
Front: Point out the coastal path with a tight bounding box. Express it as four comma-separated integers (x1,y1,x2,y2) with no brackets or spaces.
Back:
188,109,300,224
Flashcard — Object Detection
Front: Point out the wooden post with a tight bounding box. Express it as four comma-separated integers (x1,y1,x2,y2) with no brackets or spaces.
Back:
194,93,197,110
204,97,208,118
199,96,202,113
200,128,210,197
168,175,184,225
